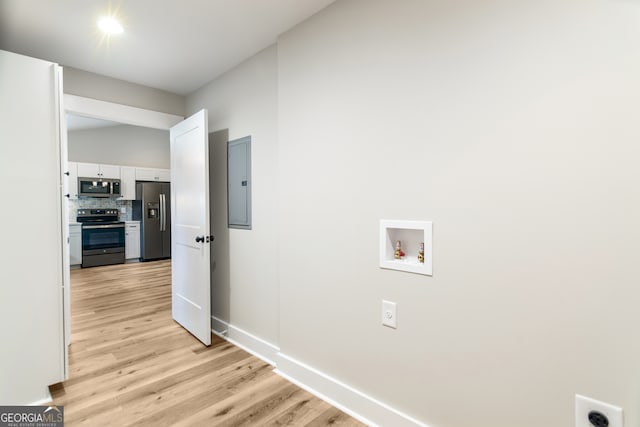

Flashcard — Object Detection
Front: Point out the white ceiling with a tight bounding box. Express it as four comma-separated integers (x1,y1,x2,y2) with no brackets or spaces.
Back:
0,0,335,95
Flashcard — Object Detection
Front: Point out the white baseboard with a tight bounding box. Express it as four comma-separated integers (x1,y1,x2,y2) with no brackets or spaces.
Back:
211,315,279,366
210,315,229,337
275,353,429,427
210,317,428,427
28,389,52,406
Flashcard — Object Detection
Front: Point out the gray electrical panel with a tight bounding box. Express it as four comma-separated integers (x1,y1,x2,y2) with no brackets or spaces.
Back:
228,136,251,229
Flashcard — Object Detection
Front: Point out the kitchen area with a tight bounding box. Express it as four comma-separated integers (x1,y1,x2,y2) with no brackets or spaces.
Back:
66,115,172,268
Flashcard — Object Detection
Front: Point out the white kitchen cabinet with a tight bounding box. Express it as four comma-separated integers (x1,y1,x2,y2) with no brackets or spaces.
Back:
125,221,141,260
69,224,82,266
77,162,120,179
157,168,171,182
119,166,136,200
76,162,99,177
135,167,155,181
67,161,78,199
136,167,171,182
100,164,120,179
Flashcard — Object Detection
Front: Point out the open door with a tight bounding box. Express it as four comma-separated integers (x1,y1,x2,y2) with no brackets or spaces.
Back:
56,65,70,379
170,109,211,345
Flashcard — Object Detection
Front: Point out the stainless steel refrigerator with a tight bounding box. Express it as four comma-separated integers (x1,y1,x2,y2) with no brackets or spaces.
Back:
133,182,171,261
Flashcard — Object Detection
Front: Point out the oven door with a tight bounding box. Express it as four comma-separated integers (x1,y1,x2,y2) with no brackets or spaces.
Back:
82,223,125,254
82,223,125,267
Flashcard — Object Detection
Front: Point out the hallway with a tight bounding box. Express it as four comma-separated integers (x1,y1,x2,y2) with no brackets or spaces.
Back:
50,261,363,426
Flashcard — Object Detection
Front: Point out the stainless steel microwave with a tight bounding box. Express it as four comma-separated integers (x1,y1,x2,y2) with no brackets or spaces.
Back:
78,177,121,198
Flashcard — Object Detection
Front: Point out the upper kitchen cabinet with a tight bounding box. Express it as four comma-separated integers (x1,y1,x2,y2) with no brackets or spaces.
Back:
136,167,170,182
67,161,78,199
100,164,120,179
157,169,171,182
119,166,136,200
77,162,120,179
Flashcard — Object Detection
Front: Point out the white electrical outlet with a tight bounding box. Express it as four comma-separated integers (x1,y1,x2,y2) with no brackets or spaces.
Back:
576,394,623,427
382,300,397,329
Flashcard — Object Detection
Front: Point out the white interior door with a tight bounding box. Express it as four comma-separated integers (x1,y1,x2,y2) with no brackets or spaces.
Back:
170,109,211,346
56,65,70,379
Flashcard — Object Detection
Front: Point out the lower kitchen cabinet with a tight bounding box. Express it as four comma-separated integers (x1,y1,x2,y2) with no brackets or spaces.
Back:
125,221,141,260
69,224,82,266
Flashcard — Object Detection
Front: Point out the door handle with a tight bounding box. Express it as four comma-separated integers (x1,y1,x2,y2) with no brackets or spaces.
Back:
159,194,162,231
195,236,205,243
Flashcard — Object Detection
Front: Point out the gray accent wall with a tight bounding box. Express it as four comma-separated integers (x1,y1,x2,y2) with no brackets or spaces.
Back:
68,124,170,168
64,67,185,116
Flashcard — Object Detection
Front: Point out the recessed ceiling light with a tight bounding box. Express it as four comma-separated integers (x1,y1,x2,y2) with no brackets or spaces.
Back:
98,16,124,35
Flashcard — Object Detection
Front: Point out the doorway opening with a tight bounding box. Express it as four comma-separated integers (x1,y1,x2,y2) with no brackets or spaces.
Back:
62,95,181,353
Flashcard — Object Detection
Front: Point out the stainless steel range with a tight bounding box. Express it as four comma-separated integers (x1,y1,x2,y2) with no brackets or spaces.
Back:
77,209,125,268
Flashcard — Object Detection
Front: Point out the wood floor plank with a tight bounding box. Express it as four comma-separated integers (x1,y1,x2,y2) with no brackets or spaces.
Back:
260,390,329,426
122,356,267,425
306,408,365,427
50,260,365,426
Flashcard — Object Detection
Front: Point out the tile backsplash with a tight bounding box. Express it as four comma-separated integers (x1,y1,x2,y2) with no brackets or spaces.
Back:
68,198,133,222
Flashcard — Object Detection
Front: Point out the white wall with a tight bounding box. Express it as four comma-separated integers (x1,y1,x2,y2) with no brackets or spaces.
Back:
64,67,185,116
276,1,640,426
68,124,170,168
0,50,64,404
186,45,279,348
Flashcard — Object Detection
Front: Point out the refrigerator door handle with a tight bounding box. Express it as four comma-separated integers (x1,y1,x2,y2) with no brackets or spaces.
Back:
160,194,166,232
163,194,167,232
158,194,163,232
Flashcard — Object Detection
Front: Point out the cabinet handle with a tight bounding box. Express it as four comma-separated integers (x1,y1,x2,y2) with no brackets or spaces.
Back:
64,171,69,176
65,194,70,198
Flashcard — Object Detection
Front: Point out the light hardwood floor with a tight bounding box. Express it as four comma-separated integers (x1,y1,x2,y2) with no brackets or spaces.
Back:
50,260,365,427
